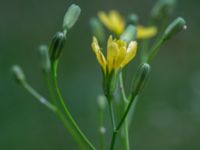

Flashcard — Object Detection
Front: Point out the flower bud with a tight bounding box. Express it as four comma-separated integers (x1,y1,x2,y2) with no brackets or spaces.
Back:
127,14,138,25
132,63,151,96
151,0,176,22
163,17,186,41
38,45,51,72
97,94,107,110
63,4,81,30
11,65,26,84
90,17,105,44
120,25,137,42
49,32,66,62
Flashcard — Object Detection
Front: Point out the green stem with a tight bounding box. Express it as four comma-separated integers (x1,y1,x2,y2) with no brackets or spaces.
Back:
110,93,138,150
127,96,139,127
124,118,130,150
51,62,96,150
106,95,117,150
119,72,130,150
42,71,56,104
98,109,105,150
108,101,116,130
146,37,164,63
22,81,56,111
117,94,137,132
119,72,128,102
21,81,87,149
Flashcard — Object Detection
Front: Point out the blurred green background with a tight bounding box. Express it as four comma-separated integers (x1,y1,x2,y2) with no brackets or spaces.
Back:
0,0,200,149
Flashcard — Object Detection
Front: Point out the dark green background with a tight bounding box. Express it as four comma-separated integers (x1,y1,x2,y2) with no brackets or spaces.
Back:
0,0,199,149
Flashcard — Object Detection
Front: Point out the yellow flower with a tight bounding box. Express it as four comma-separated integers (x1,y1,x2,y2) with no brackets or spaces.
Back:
98,10,125,35
91,36,137,74
137,25,157,39
98,10,157,39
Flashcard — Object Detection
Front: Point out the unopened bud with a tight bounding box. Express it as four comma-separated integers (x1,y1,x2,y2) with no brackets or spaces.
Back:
63,4,81,30
163,17,186,41
127,14,138,25
11,65,26,84
120,25,137,42
132,63,151,96
151,0,176,22
38,45,51,72
90,17,105,44
49,32,66,62
97,95,107,110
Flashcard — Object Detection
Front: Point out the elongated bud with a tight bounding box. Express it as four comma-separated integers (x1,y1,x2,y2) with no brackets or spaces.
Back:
11,65,26,84
132,63,151,96
38,45,51,72
120,25,137,42
151,0,176,22
97,95,107,110
90,17,105,44
127,14,138,25
49,32,66,62
63,4,81,30
163,17,186,41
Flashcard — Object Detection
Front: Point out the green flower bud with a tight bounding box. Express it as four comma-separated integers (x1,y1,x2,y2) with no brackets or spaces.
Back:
132,63,151,96
120,25,137,43
90,17,105,44
127,14,138,25
97,95,107,110
63,4,81,30
11,65,26,84
163,17,186,41
38,45,51,72
151,0,176,22
49,32,66,62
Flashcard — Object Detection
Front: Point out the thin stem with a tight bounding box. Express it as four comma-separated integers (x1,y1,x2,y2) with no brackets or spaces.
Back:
127,96,139,127
51,62,96,150
108,101,117,150
110,130,117,150
119,71,128,102
119,71,130,150
21,81,87,149
110,94,138,150
42,71,56,104
22,81,56,111
124,118,130,150
141,16,169,63
106,95,117,150
116,94,137,131
108,101,116,130
146,37,164,63
98,110,105,150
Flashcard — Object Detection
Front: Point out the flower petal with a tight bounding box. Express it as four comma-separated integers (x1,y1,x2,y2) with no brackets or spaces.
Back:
121,41,137,67
91,37,107,73
98,11,113,32
137,25,157,39
109,10,125,35
114,40,127,68
107,37,119,72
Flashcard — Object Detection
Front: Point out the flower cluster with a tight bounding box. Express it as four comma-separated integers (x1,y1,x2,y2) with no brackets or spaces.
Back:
11,1,186,150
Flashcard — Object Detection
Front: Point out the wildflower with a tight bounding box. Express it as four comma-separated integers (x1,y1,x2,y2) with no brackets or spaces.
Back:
98,10,157,39
98,10,125,35
91,36,137,75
